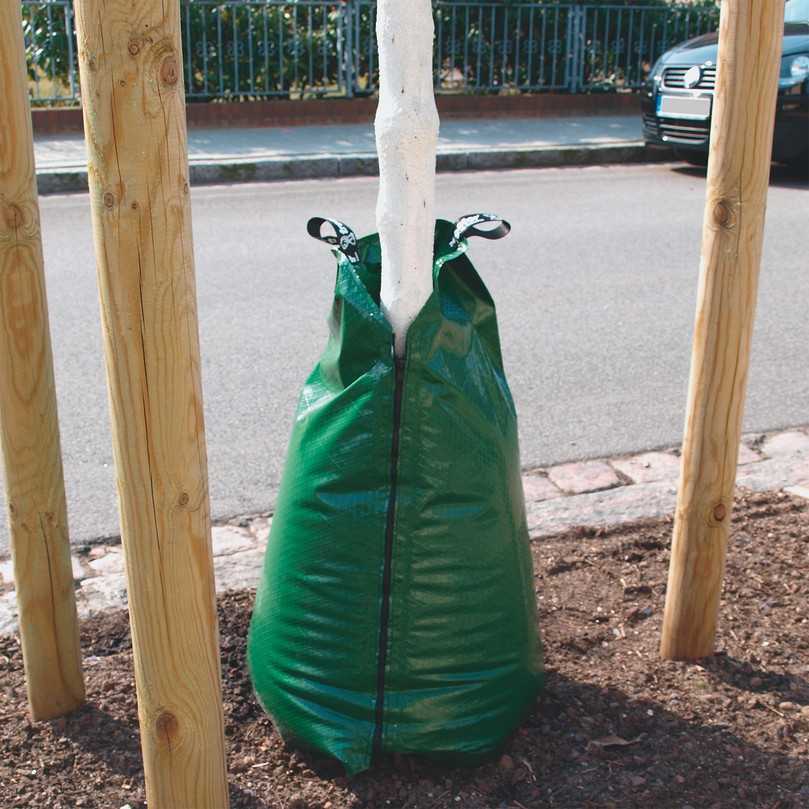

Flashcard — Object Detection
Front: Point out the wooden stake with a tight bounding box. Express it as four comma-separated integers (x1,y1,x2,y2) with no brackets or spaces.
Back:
660,0,785,661
375,0,439,355
0,1,84,720
73,2,229,805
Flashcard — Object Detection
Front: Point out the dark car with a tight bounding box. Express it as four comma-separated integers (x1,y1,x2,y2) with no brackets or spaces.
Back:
642,0,809,166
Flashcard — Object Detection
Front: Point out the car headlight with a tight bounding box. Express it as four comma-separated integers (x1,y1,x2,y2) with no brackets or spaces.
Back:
789,54,809,80
781,53,809,86
646,52,670,84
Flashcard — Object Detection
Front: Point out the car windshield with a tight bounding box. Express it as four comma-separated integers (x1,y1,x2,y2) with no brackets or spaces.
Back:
785,0,809,22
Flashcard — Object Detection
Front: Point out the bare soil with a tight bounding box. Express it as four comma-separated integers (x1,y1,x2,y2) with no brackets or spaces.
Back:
1,489,808,809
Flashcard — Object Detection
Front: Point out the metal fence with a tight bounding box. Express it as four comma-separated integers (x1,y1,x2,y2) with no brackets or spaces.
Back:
22,1,719,105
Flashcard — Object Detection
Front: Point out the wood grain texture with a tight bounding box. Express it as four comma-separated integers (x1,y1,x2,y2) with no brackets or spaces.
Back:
660,0,785,661
72,1,229,805
0,1,84,720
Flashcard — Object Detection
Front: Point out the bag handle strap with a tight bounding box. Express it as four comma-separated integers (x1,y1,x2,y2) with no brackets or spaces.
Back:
449,213,511,250
307,217,360,264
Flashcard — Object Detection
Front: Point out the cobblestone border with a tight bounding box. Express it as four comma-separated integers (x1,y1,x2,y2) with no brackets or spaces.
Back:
1,427,807,635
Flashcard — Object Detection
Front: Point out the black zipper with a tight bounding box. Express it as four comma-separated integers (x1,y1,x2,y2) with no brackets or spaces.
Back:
373,347,406,758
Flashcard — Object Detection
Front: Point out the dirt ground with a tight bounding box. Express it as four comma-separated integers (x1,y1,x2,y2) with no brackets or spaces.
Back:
1,489,807,809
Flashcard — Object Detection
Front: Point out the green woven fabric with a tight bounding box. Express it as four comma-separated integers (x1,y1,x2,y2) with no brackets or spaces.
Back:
248,216,542,775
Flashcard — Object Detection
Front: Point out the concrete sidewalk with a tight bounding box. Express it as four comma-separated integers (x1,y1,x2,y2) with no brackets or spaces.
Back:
35,114,663,194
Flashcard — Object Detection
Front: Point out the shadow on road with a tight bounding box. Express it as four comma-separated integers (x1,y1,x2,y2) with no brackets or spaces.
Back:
671,160,809,190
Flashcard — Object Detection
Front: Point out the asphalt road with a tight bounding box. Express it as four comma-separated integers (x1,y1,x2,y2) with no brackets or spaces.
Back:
1,163,807,553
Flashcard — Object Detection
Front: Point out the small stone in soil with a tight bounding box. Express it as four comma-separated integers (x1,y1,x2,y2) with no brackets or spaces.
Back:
498,754,514,770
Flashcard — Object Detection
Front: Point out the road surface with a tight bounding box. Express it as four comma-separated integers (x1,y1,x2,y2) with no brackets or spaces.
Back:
1,163,807,552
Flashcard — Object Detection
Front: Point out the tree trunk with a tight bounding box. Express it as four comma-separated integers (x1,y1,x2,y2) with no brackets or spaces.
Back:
375,0,440,355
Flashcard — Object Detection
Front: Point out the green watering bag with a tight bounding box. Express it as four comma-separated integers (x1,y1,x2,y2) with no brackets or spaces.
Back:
248,214,543,775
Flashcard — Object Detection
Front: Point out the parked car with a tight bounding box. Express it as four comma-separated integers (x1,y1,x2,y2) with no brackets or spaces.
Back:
642,0,809,167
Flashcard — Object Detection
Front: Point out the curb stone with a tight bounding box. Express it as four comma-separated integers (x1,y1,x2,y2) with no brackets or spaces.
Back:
548,460,621,495
0,426,807,635
611,451,682,484
785,483,809,499
36,141,669,195
736,458,809,493
527,478,678,538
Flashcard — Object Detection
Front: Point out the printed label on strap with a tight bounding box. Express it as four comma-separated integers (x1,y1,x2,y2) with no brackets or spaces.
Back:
307,217,360,264
449,213,511,250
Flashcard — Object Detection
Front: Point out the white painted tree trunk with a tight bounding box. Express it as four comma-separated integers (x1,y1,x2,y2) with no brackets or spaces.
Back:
375,0,440,355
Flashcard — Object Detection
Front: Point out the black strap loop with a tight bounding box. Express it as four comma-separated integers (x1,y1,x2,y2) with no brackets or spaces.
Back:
307,217,360,264
449,213,511,250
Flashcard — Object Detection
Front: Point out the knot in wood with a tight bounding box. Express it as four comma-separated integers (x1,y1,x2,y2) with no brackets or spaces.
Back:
127,39,140,56
713,503,727,522
103,192,116,209
2,203,24,231
177,492,190,507
155,711,179,743
712,199,735,229
160,55,179,86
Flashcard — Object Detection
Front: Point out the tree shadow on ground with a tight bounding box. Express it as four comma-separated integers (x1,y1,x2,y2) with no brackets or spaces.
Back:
508,672,808,808
60,704,139,759
261,669,807,809
5,577,805,809
58,703,275,809
701,652,809,705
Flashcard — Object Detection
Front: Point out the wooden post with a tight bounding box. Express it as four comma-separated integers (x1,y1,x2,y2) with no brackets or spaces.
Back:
660,0,785,661
73,2,229,806
0,2,84,720
375,0,440,355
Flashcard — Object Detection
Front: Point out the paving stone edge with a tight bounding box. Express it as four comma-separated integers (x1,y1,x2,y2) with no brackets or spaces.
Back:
1,425,807,634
